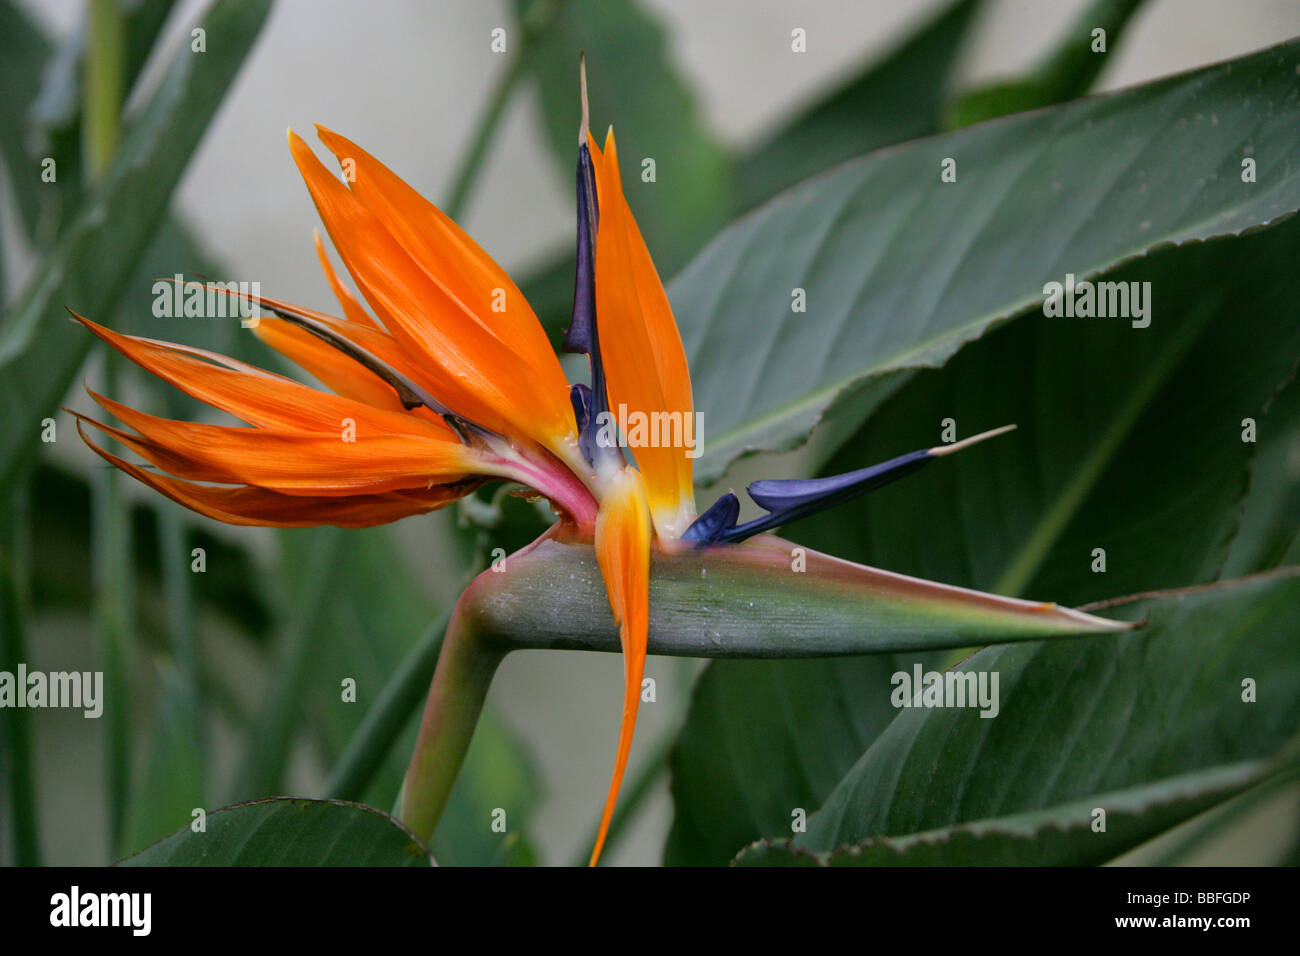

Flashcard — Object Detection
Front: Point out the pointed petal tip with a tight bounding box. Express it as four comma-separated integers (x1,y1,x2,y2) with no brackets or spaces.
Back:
578,53,590,145
929,423,1017,457
1043,601,1139,632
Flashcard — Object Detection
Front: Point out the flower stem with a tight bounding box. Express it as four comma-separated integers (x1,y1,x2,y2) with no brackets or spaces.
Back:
84,0,125,177
397,589,504,843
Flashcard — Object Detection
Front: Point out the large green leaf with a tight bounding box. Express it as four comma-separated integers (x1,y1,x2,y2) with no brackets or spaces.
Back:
667,215,1300,864
1223,372,1300,577
796,569,1300,852
119,798,433,866
666,655,914,865
0,0,272,493
735,758,1284,866
792,216,1300,604
675,38,1300,483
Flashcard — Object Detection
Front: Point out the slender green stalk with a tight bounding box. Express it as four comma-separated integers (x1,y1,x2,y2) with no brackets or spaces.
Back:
398,596,504,843
1,479,41,864
324,610,451,801
84,0,125,177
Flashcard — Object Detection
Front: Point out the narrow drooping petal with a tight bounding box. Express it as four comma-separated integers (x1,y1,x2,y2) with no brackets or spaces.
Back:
313,230,379,328
78,422,469,527
688,426,1017,544
590,466,651,866
75,314,456,438
82,393,482,496
253,317,412,413
288,130,577,449
589,129,696,538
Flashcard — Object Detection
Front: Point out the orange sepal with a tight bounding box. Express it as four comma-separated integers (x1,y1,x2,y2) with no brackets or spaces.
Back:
252,317,410,414
314,125,561,377
74,313,455,441
77,422,469,527
588,129,696,537
589,466,652,866
287,129,575,449
313,230,379,328
82,392,482,497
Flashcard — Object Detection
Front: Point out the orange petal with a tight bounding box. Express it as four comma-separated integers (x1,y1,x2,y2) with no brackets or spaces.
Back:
288,129,575,449
223,288,457,424
83,393,482,497
253,317,411,414
589,129,696,537
589,466,651,866
76,314,455,441
315,125,560,376
313,230,379,328
78,421,467,527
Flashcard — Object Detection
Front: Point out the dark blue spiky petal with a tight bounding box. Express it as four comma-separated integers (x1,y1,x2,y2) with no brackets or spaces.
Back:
684,426,1016,545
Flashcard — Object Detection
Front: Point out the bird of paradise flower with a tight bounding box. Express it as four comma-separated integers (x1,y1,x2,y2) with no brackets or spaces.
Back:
73,65,1129,866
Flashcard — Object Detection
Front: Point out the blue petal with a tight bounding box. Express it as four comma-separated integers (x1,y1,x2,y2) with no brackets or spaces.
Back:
685,427,1014,544
747,449,934,514
682,492,741,544
562,143,599,357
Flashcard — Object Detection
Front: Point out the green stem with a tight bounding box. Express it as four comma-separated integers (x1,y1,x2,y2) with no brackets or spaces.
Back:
1,479,41,865
324,610,451,802
84,0,125,177
398,592,503,843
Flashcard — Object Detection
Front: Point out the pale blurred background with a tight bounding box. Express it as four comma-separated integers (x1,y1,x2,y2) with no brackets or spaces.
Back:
14,0,1300,865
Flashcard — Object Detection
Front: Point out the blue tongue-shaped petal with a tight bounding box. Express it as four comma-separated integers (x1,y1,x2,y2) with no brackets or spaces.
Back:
686,426,1016,545
681,491,740,544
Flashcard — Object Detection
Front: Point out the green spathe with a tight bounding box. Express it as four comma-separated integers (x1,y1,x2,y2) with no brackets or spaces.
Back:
398,529,1130,843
